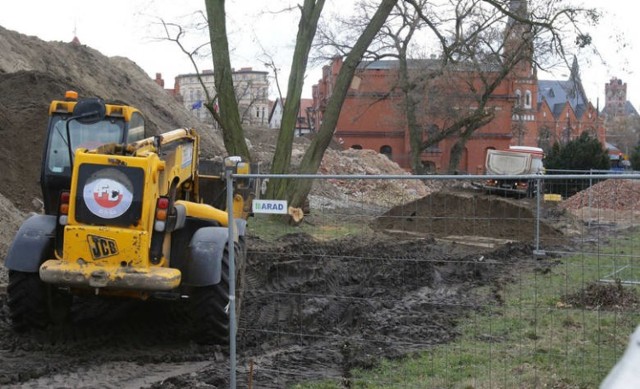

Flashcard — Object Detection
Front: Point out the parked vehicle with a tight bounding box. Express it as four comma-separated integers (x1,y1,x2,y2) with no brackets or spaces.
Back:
481,146,544,197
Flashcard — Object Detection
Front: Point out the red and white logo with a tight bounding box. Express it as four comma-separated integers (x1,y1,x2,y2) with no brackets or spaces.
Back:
83,175,133,219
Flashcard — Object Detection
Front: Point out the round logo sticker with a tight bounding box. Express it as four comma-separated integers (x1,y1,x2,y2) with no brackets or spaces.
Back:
83,169,134,219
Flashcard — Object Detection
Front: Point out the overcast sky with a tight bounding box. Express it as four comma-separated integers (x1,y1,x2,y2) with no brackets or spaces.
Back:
0,0,637,108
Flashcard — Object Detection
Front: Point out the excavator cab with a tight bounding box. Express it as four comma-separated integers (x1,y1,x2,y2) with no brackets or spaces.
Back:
40,91,147,214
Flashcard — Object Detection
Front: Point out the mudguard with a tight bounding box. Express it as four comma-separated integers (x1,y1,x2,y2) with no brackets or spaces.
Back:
184,219,247,287
186,226,228,287
4,214,56,272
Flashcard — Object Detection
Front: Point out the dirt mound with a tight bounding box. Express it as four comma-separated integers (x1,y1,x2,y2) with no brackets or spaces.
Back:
0,71,83,210
0,26,199,133
374,189,559,242
0,26,225,211
0,193,25,280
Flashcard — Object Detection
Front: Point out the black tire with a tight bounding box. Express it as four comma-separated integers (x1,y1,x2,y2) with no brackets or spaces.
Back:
190,240,246,345
7,270,71,332
526,180,540,199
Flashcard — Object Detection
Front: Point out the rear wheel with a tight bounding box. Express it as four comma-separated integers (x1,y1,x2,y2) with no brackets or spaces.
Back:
190,240,246,345
7,270,71,332
526,180,540,199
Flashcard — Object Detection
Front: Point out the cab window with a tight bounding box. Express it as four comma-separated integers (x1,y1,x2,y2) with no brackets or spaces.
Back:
46,116,124,173
127,112,145,143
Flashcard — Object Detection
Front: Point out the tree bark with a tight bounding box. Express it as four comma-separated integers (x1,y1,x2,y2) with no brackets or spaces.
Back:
266,0,325,200
205,0,251,161
288,0,399,210
398,55,424,175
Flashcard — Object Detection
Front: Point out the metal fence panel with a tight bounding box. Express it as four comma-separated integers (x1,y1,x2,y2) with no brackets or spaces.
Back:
230,173,640,388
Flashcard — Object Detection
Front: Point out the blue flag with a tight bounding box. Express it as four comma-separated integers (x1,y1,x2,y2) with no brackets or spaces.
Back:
191,100,203,110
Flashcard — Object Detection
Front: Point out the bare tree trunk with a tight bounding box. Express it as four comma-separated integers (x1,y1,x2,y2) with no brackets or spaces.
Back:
266,0,325,200
447,115,493,172
447,127,474,172
205,0,251,161
288,0,399,210
398,56,424,174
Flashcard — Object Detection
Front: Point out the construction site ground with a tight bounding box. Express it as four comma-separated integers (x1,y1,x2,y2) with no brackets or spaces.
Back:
0,184,629,388
0,26,637,387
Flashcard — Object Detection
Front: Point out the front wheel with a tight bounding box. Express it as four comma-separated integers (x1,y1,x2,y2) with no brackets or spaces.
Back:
7,270,71,332
190,240,246,345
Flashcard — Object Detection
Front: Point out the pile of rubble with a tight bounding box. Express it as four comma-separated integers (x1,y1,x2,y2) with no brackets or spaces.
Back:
310,148,436,210
560,179,640,211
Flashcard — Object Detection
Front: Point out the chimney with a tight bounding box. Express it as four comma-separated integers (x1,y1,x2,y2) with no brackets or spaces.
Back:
154,73,165,88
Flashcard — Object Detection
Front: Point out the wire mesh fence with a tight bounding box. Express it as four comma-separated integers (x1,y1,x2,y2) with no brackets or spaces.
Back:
231,173,640,388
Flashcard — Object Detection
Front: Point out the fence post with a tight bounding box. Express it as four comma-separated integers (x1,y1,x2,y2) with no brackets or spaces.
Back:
588,169,593,228
226,167,237,389
533,176,545,257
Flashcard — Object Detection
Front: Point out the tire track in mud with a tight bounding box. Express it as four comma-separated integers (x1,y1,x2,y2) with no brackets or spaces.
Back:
0,230,541,388
223,233,538,388
10,361,213,389
0,293,227,387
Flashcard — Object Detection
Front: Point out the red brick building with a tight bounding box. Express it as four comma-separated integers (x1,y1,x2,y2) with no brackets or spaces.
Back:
310,7,605,173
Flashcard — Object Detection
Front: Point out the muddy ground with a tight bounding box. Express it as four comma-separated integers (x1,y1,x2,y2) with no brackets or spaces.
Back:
0,189,594,388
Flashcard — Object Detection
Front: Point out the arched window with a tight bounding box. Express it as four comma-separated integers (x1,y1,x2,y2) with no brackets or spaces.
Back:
524,90,532,108
380,145,392,159
425,124,440,151
515,89,522,106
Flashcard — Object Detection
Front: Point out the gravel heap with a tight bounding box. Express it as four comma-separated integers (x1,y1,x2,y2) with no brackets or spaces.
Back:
310,148,436,210
560,179,640,211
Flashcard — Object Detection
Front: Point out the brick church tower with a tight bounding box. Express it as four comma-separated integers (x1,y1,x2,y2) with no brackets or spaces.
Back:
604,78,628,118
504,0,538,146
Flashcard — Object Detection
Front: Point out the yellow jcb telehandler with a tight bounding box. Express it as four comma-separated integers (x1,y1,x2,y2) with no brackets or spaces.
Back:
4,91,255,344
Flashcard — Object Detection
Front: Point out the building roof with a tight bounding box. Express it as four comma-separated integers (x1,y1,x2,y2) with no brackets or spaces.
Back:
538,79,587,112
357,56,509,77
233,67,268,75
537,57,590,120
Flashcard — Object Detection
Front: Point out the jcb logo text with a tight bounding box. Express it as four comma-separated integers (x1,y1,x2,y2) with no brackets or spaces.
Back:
87,235,119,259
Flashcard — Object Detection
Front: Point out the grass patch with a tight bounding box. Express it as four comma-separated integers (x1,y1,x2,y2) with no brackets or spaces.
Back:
248,213,375,242
292,229,640,388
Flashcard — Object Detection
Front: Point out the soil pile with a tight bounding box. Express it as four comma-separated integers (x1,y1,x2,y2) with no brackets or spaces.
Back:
374,189,559,242
0,193,24,269
0,26,223,211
